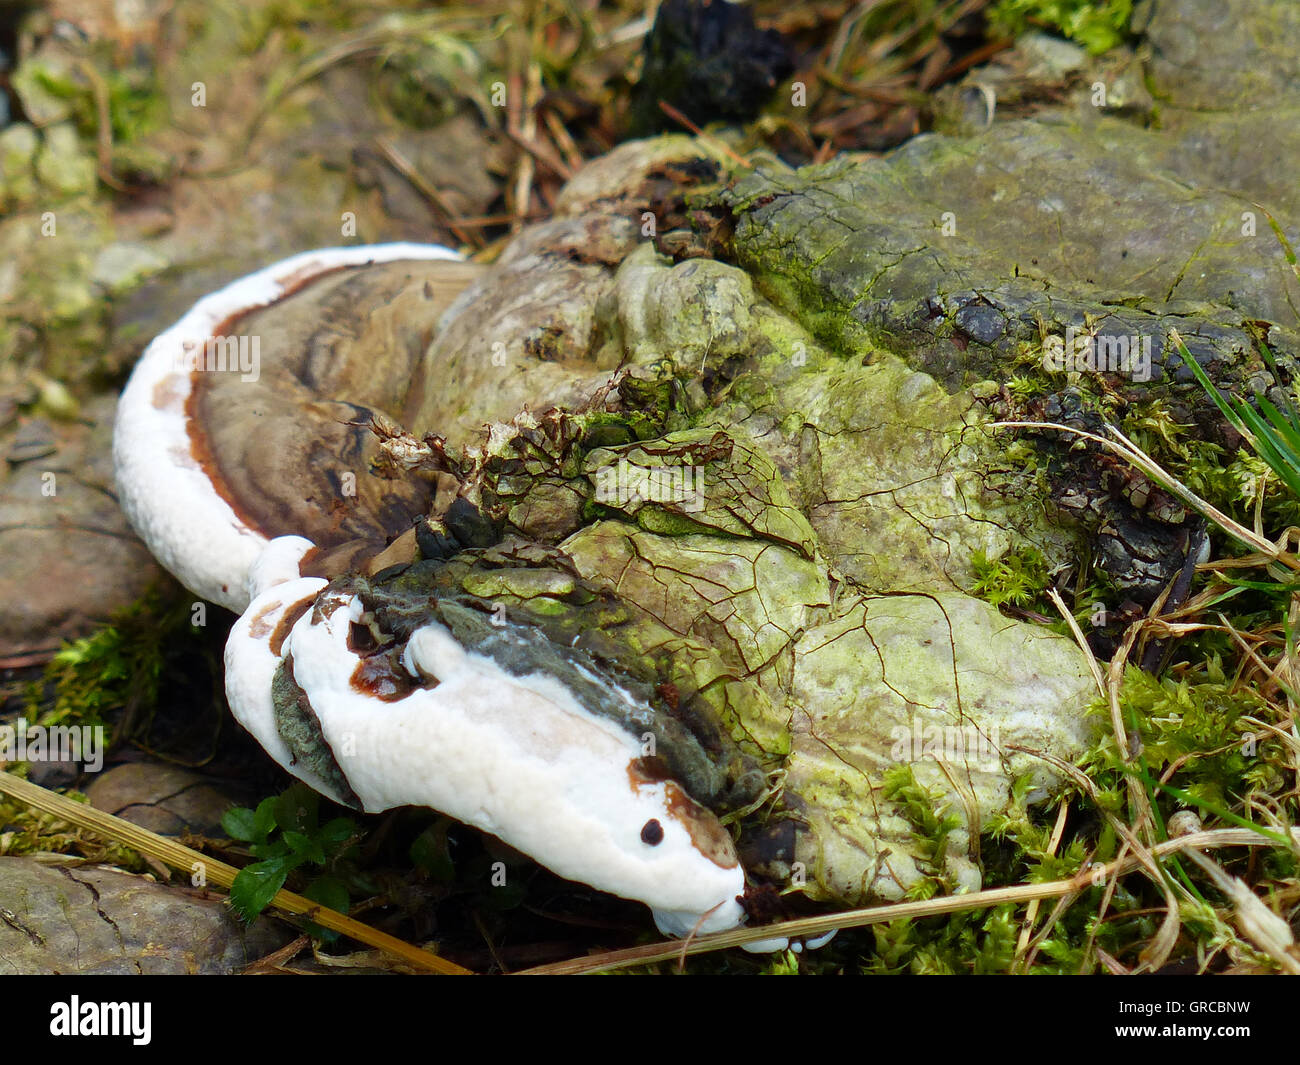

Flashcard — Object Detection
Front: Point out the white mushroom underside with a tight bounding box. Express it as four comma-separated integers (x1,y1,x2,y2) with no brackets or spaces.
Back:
113,243,462,613
226,551,745,936
225,573,340,803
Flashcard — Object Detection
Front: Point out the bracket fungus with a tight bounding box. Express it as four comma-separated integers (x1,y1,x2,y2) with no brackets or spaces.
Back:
113,245,754,940
112,151,1102,947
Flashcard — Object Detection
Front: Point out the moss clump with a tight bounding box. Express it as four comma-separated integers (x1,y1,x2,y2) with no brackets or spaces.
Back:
635,505,728,538
881,765,962,891
25,586,218,751
969,543,1051,611
866,905,1021,975
0,777,145,869
988,0,1133,55
1090,661,1287,810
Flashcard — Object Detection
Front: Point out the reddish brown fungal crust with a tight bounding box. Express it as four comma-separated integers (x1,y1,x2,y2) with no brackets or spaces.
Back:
311,589,354,626
272,261,355,296
269,595,316,657
299,538,392,582
349,653,419,702
184,346,259,539
628,755,675,783
151,373,187,414
663,781,740,870
246,601,278,639
629,757,739,870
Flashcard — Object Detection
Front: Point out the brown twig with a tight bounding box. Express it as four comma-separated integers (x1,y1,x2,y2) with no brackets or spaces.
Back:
372,136,479,249
656,101,754,169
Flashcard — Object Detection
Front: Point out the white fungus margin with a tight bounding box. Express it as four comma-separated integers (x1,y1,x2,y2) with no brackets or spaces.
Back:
113,243,461,613
228,580,747,937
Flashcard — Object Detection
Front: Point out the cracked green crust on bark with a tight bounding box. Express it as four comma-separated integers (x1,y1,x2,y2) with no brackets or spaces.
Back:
315,81,1300,906
785,592,1095,903
266,123,1295,906
718,125,1300,394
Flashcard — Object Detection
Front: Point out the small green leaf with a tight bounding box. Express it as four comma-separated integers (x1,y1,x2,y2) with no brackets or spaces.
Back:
283,830,326,864
303,875,350,916
318,816,358,853
249,838,291,860
222,806,259,842
230,856,295,922
252,796,278,841
478,877,528,912
274,783,318,834
410,820,455,881
301,875,350,943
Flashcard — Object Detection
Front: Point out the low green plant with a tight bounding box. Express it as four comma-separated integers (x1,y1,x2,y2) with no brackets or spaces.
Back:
866,904,1021,974
31,62,163,145
29,588,199,734
1095,662,1284,811
0,779,144,868
1177,339,1300,505
222,784,361,937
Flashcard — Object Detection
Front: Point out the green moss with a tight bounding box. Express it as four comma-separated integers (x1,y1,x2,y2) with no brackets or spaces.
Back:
26,586,213,745
235,0,355,55
732,233,871,358
636,505,729,538
1088,661,1286,810
881,765,961,877
0,778,144,869
969,542,1050,611
27,59,164,148
846,669,1293,976
373,36,485,128
868,905,1021,975
517,595,570,618
579,416,637,450
988,0,1133,55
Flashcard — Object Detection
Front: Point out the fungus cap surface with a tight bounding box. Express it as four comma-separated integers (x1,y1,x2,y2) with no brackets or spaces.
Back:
113,243,462,612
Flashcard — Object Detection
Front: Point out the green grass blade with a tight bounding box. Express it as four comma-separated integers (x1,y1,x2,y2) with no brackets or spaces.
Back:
1263,210,1300,282
1256,341,1300,430
1176,339,1300,497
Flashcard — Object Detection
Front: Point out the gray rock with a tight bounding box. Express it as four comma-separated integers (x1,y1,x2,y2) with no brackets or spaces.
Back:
85,764,243,837
90,242,170,296
33,123,96,199
1144,0,1300,110
0,857,291,974
0,395,162,661
6,418,56,463
0,123,39,209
